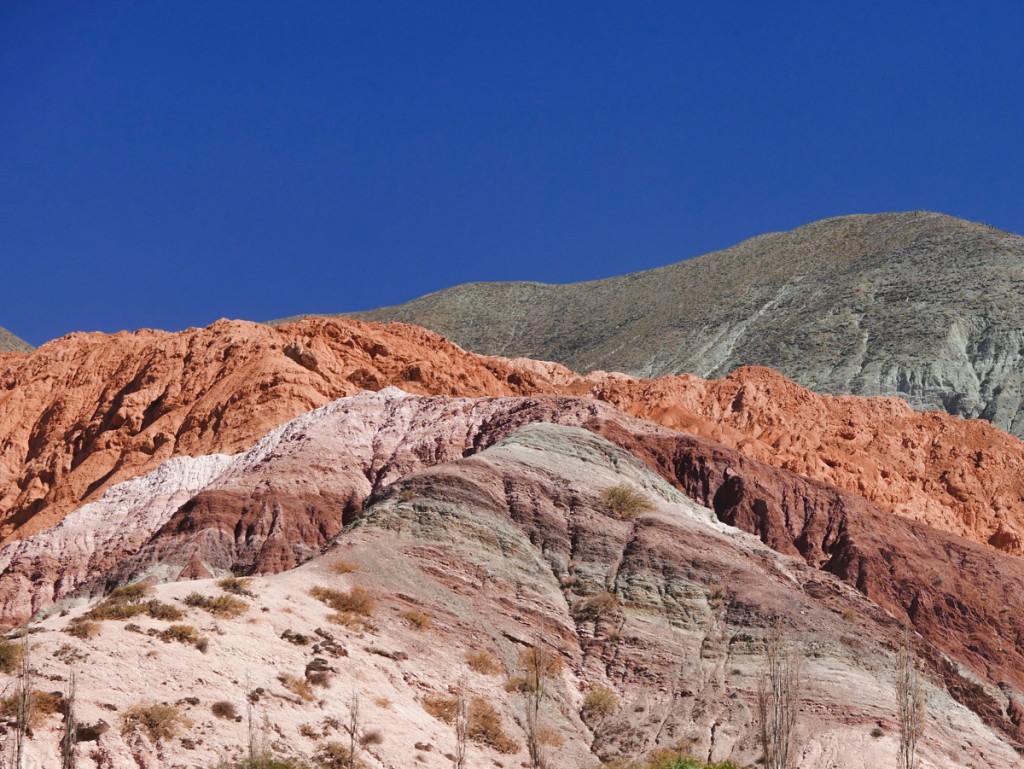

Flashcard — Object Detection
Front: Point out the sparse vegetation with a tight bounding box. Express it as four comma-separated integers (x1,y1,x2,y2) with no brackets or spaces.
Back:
309,586,374,615
66,618,101,639
85,583,184,623
467,697,519,754
897,627,926,769
464,649,502,675
0,689,63,727
329,560,360,575
581,685,618,721
757,620,802,769
159,624,209,652
279,674,315,702
0,638,22,673
215,754,313,769
212,700,239,720
421,692,459,723
121,702,191,742
600,483,655,520
572,590,621,622
219,576,256,597
183,592,249,618
398,610,430,631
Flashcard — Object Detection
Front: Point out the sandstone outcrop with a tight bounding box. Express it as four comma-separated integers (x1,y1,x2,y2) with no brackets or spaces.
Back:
3,419,1019,768
5,317,1024,561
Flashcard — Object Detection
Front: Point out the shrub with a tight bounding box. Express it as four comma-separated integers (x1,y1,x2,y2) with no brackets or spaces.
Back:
398,610,431,631
467,697,519,754
211,700,238,720
464,649,502,675
0,689,64,727
572,590,621,621
279,673,315,702
298,722,320,738
314,742,351,769
87,584,153,620
360,728,384,746
145,600,185,621
600,483,655,519
329,560,360,575
421,692,459,723
66,618,101,639
218,576,256,597
215,756,313,769
159,624,209,651
506,645,565,692
0,639,22,673
309,586,374,615
581,685,618,720
183,592,249,618
121,702,191,741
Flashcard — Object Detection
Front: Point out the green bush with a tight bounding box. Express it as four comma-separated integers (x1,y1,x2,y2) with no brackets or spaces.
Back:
183,592,249,618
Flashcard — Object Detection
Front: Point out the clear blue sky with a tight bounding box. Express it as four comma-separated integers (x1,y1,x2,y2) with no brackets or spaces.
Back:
3,2,1023,344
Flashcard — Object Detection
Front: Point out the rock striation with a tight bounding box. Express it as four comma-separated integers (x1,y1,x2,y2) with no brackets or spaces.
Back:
3,414,1021,768
5,389,1024,752
5,317,1024,560
345,211,1024,437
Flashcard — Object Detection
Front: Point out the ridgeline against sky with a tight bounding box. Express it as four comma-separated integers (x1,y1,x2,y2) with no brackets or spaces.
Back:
2,2,1023,344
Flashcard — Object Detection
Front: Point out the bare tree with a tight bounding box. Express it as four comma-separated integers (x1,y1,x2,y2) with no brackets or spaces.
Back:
756,619,801,769
453,681,468,769
896,627,926,769
61,666,77,769
521,641,559,769
12,636,31,769
343,689,361,769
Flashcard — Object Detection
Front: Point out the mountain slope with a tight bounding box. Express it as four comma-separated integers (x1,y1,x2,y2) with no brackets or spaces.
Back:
0,325,32,353
7,318,1024,561
4,395,1023,767
346,212,1024,436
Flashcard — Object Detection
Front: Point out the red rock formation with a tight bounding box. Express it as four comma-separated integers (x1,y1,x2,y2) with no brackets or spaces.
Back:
0,318,571,543
4,316,1024,559
23,389,1022,748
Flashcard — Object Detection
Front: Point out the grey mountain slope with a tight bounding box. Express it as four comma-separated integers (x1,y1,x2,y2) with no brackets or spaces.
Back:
327,211,1024,436
0,326,32,353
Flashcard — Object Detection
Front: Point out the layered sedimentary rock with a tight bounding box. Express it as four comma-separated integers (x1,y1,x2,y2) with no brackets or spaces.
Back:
346,212,1024,437
5,389,1024,753
4,417,1020,768
5,317,1024,559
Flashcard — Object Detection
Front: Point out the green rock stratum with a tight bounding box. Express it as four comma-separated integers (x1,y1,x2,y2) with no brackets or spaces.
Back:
339,212,1024,436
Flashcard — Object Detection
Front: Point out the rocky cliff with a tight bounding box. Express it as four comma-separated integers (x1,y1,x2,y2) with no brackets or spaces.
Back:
344,212,1024,437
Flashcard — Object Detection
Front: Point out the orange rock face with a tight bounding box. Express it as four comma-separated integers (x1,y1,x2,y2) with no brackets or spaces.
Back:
0,318,571,542
3,317,1024,558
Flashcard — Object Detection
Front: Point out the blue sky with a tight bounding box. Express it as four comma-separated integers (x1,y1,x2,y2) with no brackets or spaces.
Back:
3,2,1023,344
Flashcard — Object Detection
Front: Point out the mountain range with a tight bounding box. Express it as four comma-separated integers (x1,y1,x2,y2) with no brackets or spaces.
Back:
4,213,1024,767
333,212,1024,438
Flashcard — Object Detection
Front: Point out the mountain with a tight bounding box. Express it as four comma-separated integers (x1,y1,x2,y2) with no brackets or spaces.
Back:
4,389,1023,767
7,318,1024,764
0,325,32,353
343,212,1024,437
5,318,1024,559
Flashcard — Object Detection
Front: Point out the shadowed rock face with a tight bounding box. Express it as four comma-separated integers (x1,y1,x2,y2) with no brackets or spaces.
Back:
7,316,1024,561
347,212,1024,436
5,390,1024,753
4,418,1021,768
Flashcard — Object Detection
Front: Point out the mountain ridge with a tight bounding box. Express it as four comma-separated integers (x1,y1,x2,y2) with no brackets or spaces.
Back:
321,211,1024,437
0,325,32,353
